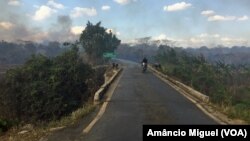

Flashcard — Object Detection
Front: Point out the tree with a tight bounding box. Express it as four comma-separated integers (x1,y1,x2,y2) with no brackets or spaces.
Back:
80,21,121,64
0,46,96,122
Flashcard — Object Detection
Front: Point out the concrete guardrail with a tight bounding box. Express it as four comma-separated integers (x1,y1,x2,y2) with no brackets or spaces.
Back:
94,68,122,104
149,65,209,103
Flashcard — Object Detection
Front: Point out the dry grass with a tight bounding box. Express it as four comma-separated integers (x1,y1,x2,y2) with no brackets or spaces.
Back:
0,103,96,141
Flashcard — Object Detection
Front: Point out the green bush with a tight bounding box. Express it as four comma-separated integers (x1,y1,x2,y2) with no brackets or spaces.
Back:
0,47,99,123
155,46,250,123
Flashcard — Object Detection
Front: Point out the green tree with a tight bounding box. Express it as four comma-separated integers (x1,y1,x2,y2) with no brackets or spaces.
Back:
80,21,121,64
0,46,96,123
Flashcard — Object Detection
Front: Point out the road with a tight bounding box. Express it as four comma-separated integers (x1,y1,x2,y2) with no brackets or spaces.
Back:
46,60,217,141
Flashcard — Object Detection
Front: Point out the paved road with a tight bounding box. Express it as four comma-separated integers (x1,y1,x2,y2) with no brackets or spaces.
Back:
80,61,217,141
46,60,217,141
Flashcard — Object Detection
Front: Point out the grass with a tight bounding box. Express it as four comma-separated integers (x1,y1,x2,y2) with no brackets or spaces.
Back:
0,103,96,141
48,102,96,127
227,101,250,123
157,64,250,124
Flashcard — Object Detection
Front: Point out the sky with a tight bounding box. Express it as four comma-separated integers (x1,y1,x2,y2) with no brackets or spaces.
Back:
0,0,250,47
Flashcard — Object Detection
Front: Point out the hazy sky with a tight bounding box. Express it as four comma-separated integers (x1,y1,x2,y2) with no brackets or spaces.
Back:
1,0,250,47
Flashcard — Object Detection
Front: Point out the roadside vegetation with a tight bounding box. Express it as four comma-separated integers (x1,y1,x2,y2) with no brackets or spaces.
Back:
155,45,250,123
0,21,120,138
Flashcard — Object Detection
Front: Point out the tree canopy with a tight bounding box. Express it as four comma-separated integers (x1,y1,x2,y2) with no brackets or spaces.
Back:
80,21,121,64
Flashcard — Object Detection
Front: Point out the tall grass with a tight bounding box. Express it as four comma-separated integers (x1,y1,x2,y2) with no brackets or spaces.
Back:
155,46,250,123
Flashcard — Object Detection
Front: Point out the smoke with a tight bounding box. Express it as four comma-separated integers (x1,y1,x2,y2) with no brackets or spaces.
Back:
48,15,76,42
0,1,79,43
0,0,46,42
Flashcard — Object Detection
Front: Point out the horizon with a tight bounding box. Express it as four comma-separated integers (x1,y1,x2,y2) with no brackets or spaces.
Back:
0,0,250,48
